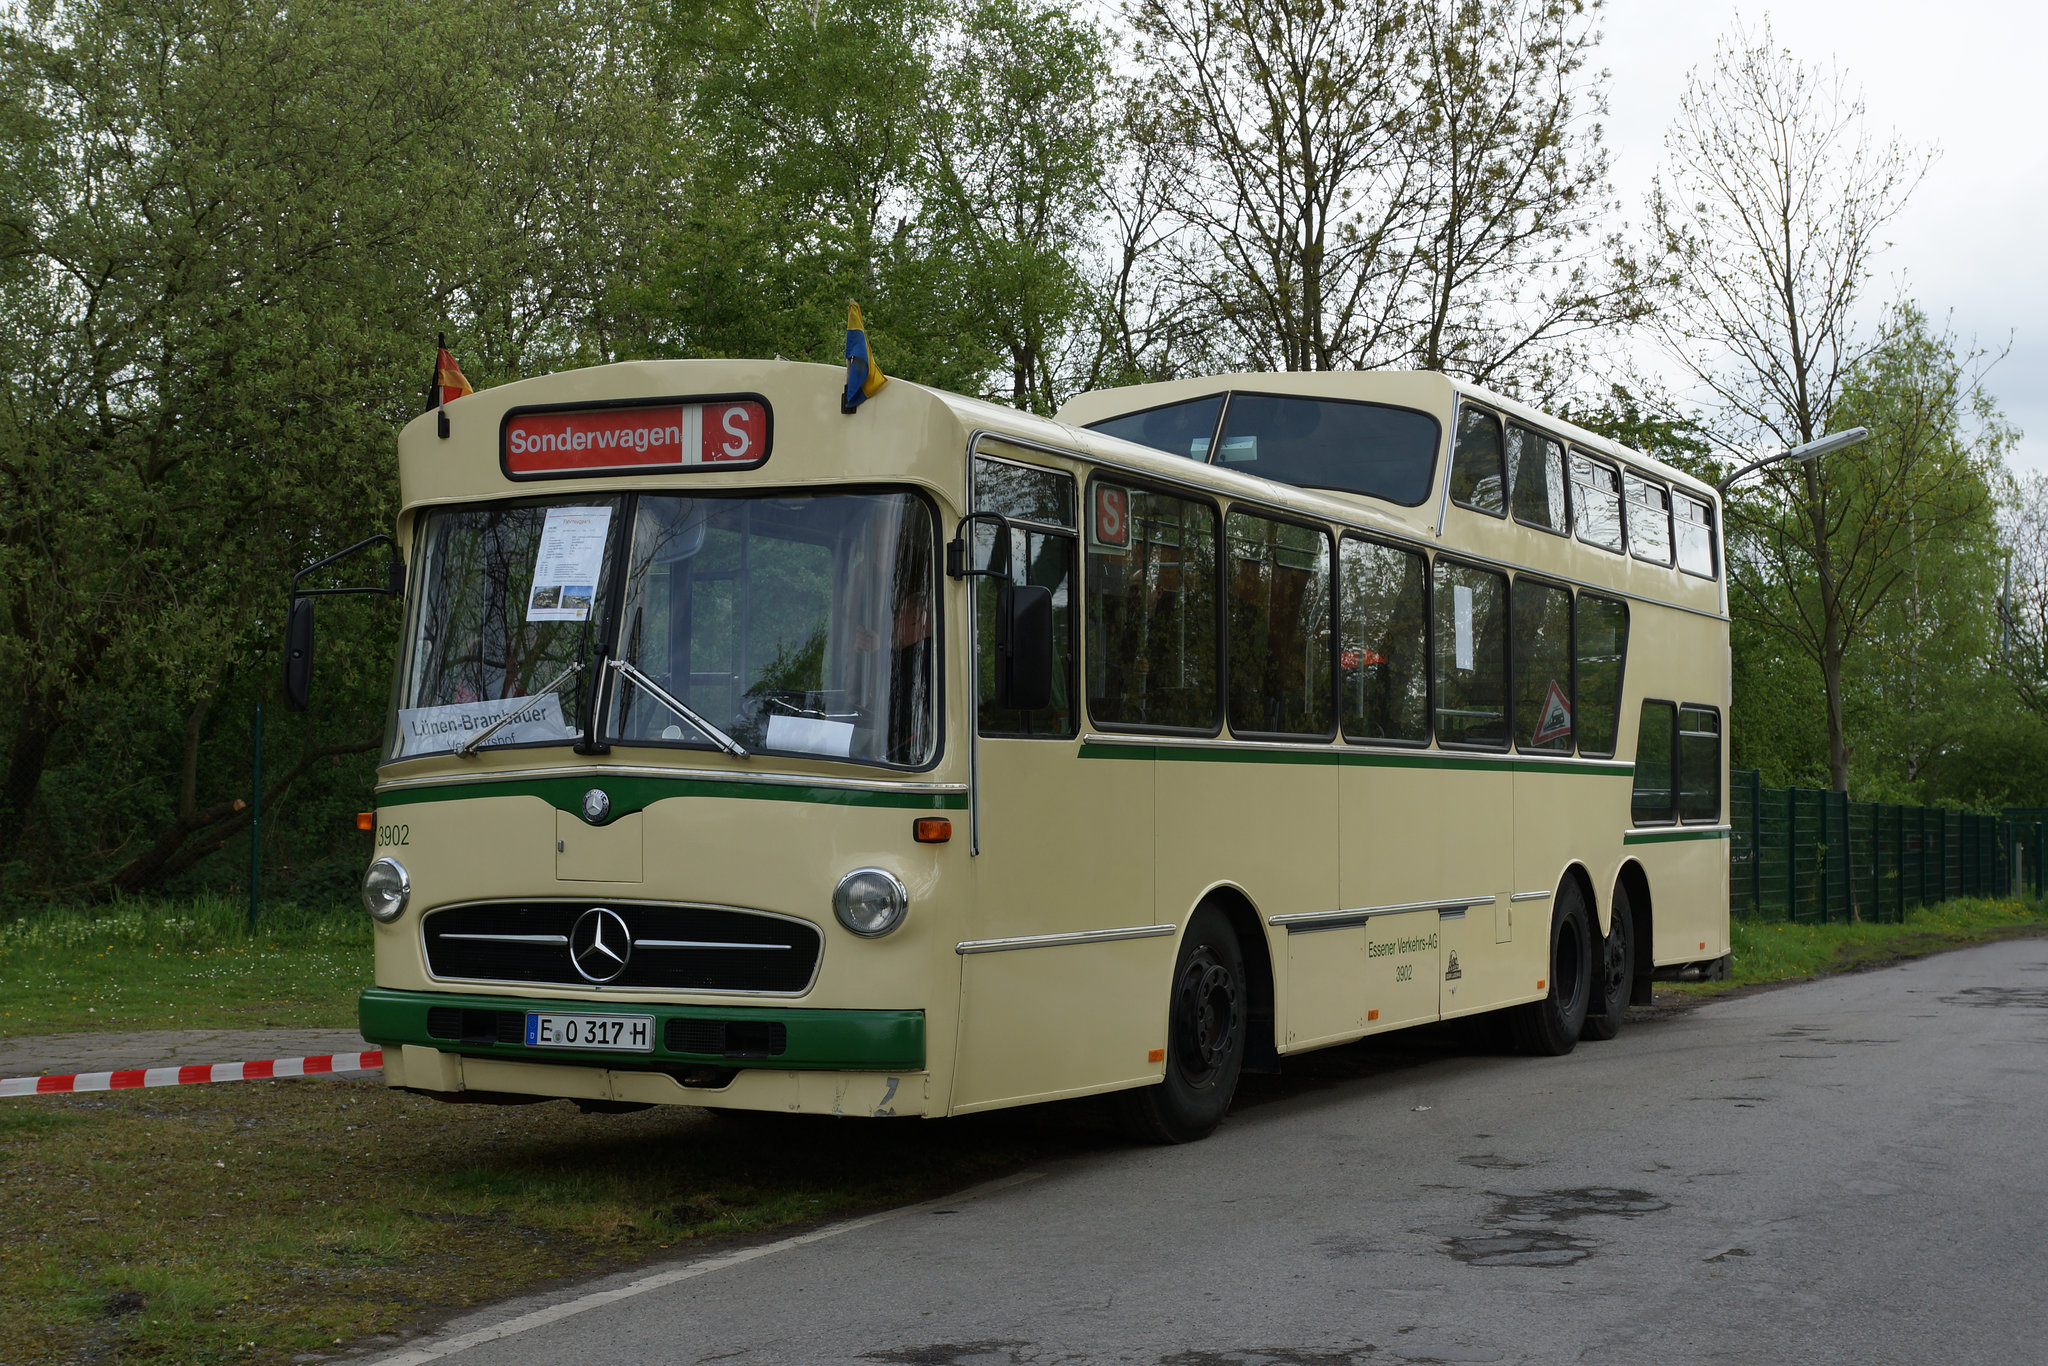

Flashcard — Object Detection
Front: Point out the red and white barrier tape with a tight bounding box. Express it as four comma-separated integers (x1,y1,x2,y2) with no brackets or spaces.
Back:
1,1049,383,1098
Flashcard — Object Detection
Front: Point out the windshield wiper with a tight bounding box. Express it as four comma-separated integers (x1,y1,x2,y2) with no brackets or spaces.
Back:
456,659,584,758
606,657,749,758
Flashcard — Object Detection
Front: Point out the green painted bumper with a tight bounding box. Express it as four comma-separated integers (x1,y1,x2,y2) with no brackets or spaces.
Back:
358,988,924,1071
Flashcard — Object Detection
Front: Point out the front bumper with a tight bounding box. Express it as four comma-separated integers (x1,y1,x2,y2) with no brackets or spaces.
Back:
358,987,925,1072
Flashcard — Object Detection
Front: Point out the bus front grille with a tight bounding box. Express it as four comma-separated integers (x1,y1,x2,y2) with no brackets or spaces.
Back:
421,901,821,994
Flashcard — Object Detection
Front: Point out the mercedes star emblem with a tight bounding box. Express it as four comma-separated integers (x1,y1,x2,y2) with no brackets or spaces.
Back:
581,788,611,825
569,907,632,982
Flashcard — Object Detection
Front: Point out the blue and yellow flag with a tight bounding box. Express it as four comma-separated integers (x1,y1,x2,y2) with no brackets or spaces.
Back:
842,303,887,414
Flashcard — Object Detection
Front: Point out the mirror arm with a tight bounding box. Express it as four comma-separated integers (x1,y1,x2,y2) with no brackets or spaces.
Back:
290,533,403,602
946,512,1015,582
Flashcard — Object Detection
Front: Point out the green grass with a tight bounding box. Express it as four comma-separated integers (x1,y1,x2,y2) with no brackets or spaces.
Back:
0,896,369,1037
1677,896,2048,997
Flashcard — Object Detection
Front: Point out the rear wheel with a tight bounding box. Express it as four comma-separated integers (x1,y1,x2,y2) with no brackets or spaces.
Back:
1118,905,1247,1144
1508,879,1593,1056
1581,882,1635,1042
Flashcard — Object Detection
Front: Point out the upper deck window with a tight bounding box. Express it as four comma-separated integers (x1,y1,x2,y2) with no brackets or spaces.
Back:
1508,424,1568,535
1623,473,1672,566
1449,405,1506,515
1086,396,1224,461
1569,450,1624,552
1675,494,1717,578
1086,392,1440,507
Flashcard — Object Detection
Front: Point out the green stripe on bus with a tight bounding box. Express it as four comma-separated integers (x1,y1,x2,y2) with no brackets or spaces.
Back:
359,988,926,1072
1622,826,1732,845
375,774,967,818
1078,741,1632,777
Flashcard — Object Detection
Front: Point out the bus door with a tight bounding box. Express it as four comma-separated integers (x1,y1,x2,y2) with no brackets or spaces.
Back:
951,456,1164,1111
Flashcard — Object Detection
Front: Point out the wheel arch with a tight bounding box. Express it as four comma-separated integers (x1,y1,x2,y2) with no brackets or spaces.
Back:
1184,882,1279,1075
1615,859,1655,1005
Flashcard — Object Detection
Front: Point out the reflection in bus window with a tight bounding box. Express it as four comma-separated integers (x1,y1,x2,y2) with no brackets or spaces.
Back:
1086,395,1224,461
1450,406,1506,515
1679,705,1721,821
1509,426,1568,534
1675,494,1716,578
1569,450,1624,551
608,492,936,767
1086,486,1219,730
1574,594,1629,758
1433,560,1508,748
975,459,1077,738
1339,537,1429,744
1213,394,1440,506
1512,579,1573,752
1625,474,1672,565
1631,701,1676,823
1225,513,1333,737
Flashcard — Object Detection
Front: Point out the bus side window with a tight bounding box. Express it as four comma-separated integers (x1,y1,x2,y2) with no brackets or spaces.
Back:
1675,494,1716,578
1432,560,1508,749
1449,406,1505,516
1679,705,1722,822
1631,701,1677,824
1224,512,1333,738
1511,578,1573,751
1085,484,1220,731
1574,594,1629,758
1508,425,1568,535
974,458,1077,738
1569,450,1624,552
1338,536,1429,744
1624,473,1673,565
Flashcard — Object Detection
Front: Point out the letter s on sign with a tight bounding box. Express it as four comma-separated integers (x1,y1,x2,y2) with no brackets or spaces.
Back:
721,405,752,459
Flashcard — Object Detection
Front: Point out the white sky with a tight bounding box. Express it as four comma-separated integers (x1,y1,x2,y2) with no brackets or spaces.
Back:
1600,1,2048,473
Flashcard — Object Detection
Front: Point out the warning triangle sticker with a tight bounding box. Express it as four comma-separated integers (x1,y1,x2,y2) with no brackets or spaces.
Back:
1530,680,1573,746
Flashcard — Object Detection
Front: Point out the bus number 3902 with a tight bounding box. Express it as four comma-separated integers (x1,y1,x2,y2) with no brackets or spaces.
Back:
377,824,409,846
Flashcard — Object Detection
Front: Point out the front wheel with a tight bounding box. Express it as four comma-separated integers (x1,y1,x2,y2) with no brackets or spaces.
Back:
1581,882,1635,1042
1508,879,1593,1056
1117,905,1247,1144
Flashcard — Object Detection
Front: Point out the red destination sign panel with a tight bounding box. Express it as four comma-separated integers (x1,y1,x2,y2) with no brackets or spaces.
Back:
503,400,768,477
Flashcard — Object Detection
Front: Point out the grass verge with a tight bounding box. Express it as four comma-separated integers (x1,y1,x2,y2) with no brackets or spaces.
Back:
1669,895,2048,999
0,897,367,1037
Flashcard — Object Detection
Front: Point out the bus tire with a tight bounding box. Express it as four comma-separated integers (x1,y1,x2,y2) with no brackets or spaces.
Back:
1117,904,1247,1144
1509,879,1593,1056
1582,881,1635,1042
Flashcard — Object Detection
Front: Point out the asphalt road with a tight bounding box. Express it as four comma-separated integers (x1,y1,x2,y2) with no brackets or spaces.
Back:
373,937,2048,1366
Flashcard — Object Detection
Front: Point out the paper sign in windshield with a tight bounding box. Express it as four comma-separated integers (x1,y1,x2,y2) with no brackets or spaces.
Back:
527,506,611,622
395,693,575,758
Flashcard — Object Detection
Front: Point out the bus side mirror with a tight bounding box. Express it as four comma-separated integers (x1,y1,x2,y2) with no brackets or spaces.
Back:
996,582,1053,711
284,597,315,712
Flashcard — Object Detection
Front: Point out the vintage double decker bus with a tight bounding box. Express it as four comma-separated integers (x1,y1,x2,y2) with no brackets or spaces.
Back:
318,359,1728,1141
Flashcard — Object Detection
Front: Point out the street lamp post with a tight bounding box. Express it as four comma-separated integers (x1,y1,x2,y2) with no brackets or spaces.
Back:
1716,427,1871,495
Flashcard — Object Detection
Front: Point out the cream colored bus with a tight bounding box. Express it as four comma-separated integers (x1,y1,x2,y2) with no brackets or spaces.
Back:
327,359,1729,1142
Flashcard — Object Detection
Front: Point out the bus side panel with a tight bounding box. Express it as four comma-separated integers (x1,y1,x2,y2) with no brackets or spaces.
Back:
951,741,1163,1111
1154,754,1339,1053
1512,770,1631,937
1643,839,1732,965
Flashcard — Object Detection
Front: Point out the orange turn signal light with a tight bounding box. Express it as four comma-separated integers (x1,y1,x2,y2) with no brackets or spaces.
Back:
913,817,952,844
356,812,375,832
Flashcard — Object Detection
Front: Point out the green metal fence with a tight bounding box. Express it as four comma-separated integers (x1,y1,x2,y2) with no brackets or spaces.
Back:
1728,770,2047,922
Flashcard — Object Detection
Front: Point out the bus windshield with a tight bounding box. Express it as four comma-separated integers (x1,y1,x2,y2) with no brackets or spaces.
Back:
389,491,936,767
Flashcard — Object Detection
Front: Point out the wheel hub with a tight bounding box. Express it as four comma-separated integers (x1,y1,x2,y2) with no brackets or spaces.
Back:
1175,951,1239,1080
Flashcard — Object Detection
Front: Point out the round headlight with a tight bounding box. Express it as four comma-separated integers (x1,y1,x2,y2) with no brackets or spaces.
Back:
832,868,908,938
362,857,411,923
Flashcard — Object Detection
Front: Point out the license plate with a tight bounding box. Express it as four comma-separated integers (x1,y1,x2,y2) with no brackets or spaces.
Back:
524,1012,655,1052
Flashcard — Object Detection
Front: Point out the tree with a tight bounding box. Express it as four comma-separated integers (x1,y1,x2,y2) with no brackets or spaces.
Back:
1650,19,1933,790
2001,472,2048,721
1722,305,2007,793
1122,0,1623,383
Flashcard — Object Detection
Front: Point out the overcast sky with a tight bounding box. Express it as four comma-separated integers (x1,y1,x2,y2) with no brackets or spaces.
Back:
1600,1,2048,473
